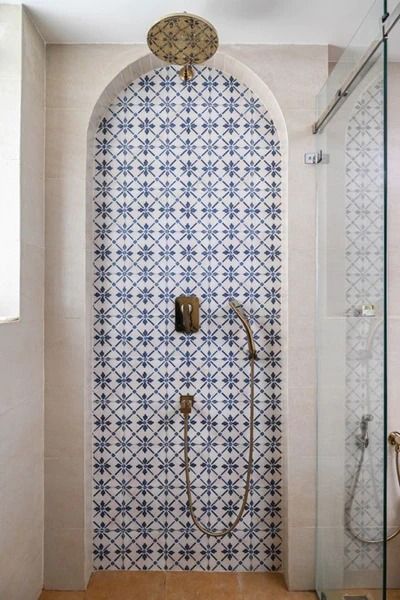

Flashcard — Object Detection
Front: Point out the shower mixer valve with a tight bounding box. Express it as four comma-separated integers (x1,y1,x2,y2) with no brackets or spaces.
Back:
175,295,200,333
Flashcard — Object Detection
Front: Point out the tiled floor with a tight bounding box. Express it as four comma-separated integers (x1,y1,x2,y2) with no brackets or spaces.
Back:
39,572,317,600
323,591,400,600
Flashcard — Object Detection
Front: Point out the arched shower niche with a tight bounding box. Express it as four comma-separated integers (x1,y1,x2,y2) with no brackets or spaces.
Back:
87,53,288,573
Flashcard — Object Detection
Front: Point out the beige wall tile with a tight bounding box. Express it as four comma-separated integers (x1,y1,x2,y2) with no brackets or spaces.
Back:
45,457,85,529
0,319,44,414
21,167,45,249
45,317,85,388
287,455,316,527
44,528,86,591
317,387,346,460
46,177,86,250
45,244,85,319
46,44,147,110
287,387,316,457
0,455,44,599
314,526,345,591
387,531,400,588
287,345,316,389
220,44,328,111
0,456,43,552
317,456,345,528
287,248,316,321
20,242,45,323
45,385,84,459
0,397,43,463
286,526,316,591
46,109,89,180
0,529,43,600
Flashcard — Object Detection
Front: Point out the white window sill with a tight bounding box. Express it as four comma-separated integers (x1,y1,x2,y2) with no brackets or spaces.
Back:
0,316,20,325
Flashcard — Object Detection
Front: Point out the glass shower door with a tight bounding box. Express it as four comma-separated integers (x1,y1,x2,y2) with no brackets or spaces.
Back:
386,3,400,591
315,1,387,598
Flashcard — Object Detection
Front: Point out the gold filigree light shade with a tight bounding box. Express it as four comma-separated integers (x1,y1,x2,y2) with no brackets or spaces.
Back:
147,13,219,81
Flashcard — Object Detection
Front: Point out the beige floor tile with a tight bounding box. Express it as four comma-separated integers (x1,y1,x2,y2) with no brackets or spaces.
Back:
38,572,324,600
238,572,317,599
165,572,241,600
239,572,273,599
86,571,165,600
323,590,382,600
287,594,318,600
39,593,85,600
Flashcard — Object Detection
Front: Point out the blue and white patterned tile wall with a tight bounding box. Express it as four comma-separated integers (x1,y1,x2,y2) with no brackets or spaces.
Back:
92,66,282,571
344,79,384,572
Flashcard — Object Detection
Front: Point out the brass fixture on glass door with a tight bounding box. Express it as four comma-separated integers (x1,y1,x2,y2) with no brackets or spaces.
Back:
147,13,219,81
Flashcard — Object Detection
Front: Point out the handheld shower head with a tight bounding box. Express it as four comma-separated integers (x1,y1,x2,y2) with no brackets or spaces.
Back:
229,300,257,359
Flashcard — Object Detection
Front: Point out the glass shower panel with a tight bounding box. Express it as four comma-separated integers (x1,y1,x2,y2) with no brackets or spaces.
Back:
318,0,384,118
386,0,398,14
386,11,400,592
315,3,386,598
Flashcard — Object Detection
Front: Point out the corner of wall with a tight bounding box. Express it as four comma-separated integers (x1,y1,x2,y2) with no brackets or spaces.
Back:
0,5,46,599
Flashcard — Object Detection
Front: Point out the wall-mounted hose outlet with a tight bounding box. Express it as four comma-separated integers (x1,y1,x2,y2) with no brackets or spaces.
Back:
180,395,194,415
355,414,373,449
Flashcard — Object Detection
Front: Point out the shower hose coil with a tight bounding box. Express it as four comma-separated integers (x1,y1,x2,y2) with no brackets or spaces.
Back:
182,356,255,537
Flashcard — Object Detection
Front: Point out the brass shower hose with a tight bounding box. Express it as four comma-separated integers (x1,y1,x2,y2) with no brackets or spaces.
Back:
182,355,255,537
346,434,400,544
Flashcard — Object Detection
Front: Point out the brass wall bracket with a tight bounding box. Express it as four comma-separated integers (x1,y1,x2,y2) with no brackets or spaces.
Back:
180,395,194,415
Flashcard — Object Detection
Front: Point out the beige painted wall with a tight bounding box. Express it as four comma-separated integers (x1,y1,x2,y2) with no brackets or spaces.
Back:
44,43,327,590
0,6,45,600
